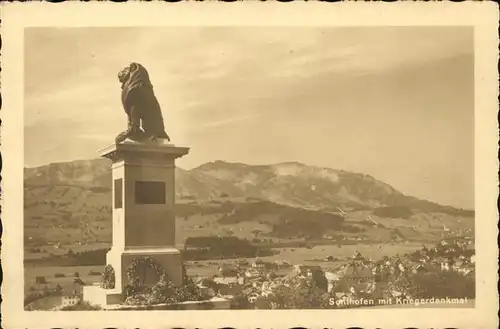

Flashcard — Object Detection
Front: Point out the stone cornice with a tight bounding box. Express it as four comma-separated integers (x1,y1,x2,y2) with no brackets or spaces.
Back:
99,142,190,164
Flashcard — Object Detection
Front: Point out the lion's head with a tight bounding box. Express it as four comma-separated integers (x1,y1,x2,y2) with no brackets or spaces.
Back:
118,62,153,90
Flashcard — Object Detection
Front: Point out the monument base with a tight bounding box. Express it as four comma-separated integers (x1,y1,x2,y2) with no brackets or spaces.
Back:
107,247,183,290
83,285,231,310
83,284,124,306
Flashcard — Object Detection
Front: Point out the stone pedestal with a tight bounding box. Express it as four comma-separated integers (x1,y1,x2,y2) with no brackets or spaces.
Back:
82,141,231,310
83,284,231,310
89,142,189,302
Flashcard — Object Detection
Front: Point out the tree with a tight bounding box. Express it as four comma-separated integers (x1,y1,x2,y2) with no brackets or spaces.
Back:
231,293,251,309
311,270,328,292
408,271,475,299
270,276,331,309
254,296,273,309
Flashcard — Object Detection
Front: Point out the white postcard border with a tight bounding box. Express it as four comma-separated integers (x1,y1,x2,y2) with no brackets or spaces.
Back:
1,2,498,328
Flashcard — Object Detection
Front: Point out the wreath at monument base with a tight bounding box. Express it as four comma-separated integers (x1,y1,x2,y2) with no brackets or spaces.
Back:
100,264,116,289
125,256,167,286
122,257,206,306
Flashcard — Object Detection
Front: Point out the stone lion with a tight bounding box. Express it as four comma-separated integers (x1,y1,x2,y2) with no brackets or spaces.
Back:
115,62,171,144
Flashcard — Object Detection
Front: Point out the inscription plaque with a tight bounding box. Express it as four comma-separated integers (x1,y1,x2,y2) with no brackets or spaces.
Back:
114,178,123,209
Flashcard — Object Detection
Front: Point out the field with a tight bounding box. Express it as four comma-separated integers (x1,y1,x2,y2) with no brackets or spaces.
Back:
24,265,105,291
184,242,425,277
25,242,112,261
24,206,473,264
175,211,275,244
24,264,105,310
26,295,64,310
263,242,425,265
24,242,424,284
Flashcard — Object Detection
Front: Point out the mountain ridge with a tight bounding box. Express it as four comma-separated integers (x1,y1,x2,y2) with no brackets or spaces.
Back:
24,158,473,214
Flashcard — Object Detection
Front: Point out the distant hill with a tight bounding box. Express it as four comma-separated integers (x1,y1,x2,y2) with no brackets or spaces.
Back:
23,158,474,247
25,159,473,213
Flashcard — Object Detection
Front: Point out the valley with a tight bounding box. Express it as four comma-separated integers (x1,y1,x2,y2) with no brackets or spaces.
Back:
23,158,474,264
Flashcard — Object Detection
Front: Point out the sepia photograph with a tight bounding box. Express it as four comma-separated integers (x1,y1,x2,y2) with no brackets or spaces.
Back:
1,2,498,328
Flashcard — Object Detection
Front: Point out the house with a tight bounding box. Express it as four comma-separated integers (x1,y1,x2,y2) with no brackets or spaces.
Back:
218,265,239,277
273,260,292,268
341,264,374,283
324,271,340,282
61,284,83,307
246,291,261,304
213,276,239,286
245,269,261,279
293,264,307,275
327,282,334,293
61,294,81,307
325,271,341,293
195,278,217,298
252,259,276,270
260,280,284,298
213,276,244,296
434,257,451,271
252,259,266,269
260,281,273,297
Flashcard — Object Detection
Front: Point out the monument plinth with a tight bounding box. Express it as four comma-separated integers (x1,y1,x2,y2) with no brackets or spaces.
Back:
82,141,230,309
101,141,189,290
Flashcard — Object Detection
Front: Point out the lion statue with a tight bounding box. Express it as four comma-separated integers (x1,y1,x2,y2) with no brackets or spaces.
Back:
115,62,171,144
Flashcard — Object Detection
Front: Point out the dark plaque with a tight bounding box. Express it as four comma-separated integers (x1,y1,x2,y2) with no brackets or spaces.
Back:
114,178,123,209
135,181,166,204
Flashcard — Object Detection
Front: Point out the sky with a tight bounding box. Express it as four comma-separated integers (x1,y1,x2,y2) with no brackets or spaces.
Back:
24,27,474,209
